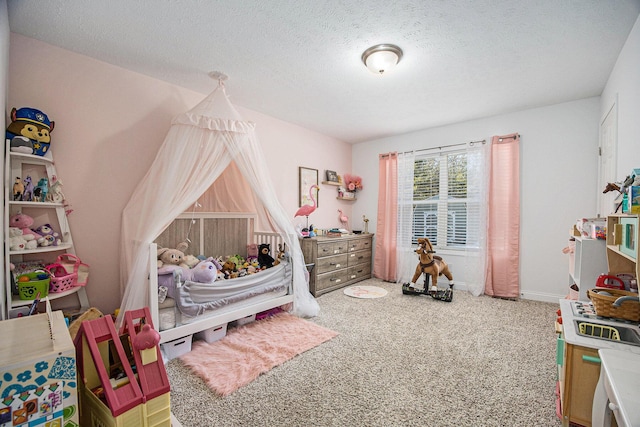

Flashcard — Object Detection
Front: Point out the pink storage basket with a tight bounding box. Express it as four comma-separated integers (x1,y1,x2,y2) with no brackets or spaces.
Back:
45,254,89,293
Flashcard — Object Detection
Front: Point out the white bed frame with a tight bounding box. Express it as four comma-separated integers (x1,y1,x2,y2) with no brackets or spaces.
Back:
148,212,292,344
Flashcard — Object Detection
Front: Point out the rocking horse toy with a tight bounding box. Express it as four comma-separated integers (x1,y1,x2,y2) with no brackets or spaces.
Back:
402,237,454,302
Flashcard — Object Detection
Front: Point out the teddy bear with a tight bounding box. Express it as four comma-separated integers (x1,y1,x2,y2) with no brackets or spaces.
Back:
258,243,275,269
8,227,38,251
157,246,189,269
9,212,45,244
5,107,54,156
33,224,61,247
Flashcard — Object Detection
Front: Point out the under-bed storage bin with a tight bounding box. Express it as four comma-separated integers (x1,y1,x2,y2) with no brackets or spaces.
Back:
161,335,193,360
235,313,256,326
195,323,228,343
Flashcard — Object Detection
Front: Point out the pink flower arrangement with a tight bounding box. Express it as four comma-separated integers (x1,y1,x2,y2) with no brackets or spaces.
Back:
343,173,363,192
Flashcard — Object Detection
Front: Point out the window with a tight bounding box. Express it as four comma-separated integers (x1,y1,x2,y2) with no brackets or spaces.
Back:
410,150,475,249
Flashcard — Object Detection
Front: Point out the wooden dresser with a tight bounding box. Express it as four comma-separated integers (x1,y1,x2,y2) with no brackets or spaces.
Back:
300,233,373,296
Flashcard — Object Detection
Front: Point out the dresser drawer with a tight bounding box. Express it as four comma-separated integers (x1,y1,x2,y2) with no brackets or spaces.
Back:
347,250,371,266
316,254,348,274
347,263,371,281
317,242,347,257
348,238,372,252
316,270,348,291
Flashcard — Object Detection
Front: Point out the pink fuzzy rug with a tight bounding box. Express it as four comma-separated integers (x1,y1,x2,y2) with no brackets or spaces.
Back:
179,312,338,396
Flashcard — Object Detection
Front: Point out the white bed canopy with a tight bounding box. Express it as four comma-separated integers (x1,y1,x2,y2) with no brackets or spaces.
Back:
117,78,319,327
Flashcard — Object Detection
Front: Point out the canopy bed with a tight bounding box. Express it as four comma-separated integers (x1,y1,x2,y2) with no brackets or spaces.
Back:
118,79,319,347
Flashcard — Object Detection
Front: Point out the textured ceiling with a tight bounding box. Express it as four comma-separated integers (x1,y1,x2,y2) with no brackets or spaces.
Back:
7,0,640,143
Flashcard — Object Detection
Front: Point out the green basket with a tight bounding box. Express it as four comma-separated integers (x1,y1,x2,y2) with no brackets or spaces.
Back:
17,272,50,300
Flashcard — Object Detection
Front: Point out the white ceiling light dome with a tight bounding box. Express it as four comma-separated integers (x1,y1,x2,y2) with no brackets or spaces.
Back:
361,44,403,75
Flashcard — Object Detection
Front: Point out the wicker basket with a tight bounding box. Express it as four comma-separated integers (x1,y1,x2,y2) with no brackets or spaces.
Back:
587,288,640,322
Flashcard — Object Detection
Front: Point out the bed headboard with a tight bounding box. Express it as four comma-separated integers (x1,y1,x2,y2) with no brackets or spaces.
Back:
155,212,256,258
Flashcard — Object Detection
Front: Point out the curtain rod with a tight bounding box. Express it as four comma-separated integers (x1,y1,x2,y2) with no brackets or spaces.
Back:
405,139,486,155
379,139,486,158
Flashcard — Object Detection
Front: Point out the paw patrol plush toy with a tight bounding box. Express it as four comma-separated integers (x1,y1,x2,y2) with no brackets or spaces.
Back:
6,107,55,156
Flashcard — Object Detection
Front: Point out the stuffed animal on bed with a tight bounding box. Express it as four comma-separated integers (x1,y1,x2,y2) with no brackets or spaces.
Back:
157,246,189,269
221,259,238,279
258,243,275,269
174,258,221,284
247,243,259,263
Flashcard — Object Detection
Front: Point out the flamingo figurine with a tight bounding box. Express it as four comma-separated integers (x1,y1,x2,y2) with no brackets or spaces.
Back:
295,184,319,228
338,209,349,229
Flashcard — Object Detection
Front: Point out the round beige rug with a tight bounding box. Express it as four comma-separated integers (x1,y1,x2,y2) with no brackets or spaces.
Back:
343,285,388,299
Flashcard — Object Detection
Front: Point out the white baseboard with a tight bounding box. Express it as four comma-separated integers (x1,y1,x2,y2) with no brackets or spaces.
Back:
519,290,565,304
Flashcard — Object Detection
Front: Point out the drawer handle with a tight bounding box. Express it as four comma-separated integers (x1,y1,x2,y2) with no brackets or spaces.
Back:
582,355,601,364
350,275,356,279
331,278,342,283
329,263,341,268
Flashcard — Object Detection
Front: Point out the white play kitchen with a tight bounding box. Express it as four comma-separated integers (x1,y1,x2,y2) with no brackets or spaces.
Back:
558,214,640,427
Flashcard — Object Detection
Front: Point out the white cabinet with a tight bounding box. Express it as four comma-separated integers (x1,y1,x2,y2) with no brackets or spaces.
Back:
3,142,89,319
568,230,608,301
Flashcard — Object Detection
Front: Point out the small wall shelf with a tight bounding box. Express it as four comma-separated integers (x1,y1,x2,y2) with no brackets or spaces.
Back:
337,196,356,201
322,180,340,186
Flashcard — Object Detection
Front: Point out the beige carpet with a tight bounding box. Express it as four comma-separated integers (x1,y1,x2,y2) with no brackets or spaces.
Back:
167,278,562,426
179,312,338,396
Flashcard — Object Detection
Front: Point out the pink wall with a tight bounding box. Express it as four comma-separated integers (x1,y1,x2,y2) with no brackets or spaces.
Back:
8,33,352,314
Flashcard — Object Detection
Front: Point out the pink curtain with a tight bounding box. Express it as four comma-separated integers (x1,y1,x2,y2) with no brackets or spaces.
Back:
373,153,398,281
485,134,520,298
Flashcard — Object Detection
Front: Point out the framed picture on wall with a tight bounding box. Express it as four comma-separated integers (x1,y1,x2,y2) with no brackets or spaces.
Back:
325,170,338,182
299,167,319,207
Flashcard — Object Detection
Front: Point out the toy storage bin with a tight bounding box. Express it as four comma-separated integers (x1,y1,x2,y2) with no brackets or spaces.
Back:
17,271,50,299
235,313,256,326
160,335,193,360
195,323,228,343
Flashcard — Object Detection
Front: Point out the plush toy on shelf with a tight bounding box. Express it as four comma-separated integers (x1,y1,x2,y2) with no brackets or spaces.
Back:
9,212,45,244
12,177,24,201
33,223,61,247
46,176,65,203
5,107,55,156
22,176,35,202
34,178,49,202
8,227,38,251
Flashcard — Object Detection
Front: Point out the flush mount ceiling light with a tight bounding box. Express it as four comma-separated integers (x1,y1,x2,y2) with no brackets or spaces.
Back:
361,44,403,75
